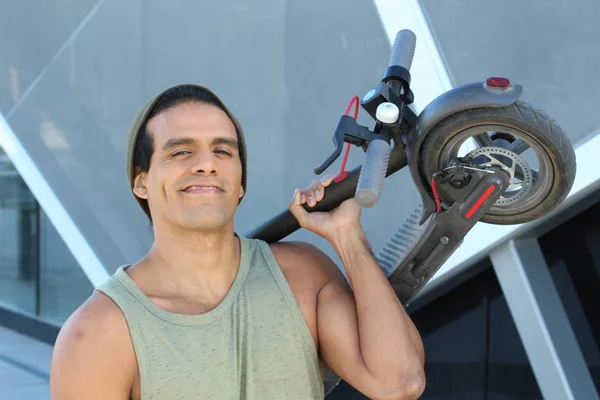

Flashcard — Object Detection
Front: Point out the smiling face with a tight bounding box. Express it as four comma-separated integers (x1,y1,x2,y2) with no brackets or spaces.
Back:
132,101,244,232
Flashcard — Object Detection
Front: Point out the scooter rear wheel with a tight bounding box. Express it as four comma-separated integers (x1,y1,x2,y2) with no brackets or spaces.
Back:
419,100,576,224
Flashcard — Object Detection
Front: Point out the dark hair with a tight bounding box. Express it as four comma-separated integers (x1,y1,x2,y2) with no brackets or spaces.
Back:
133,85,244,223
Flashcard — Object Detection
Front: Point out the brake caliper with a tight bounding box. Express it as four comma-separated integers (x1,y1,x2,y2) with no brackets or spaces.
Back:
432,157,495,205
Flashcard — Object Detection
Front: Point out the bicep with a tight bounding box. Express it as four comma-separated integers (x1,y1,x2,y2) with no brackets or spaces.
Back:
50,295,134,400
293,244,379,394
277,241,378,393
317,276,377,392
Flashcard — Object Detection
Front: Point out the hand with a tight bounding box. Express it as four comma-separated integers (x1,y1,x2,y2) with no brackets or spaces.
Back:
288,174,362,241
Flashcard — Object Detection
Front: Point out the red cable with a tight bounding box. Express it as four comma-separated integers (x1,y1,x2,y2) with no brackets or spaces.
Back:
335,95,360,183
431,177,442,213
344,95,360,119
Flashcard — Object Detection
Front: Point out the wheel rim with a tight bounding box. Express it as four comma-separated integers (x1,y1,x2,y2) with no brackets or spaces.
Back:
435,124,554,216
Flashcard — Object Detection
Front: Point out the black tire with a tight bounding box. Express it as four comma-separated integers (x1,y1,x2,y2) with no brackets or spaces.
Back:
419,100,576,225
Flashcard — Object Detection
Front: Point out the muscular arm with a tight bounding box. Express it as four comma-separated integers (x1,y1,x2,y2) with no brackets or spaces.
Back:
50,292,135,399
315,228,425,399
288,178,426,399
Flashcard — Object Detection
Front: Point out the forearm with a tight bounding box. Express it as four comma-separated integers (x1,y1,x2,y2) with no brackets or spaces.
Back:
328,225,425,384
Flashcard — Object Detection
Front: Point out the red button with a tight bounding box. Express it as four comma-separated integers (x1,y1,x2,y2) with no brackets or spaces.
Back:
486,77,510,87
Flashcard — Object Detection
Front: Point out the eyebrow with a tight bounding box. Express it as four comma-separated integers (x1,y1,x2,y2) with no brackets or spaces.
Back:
161,136,238,152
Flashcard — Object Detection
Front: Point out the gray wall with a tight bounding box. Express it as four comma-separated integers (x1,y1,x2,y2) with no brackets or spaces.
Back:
1,0,598,285
1,0,425,276
420,0,600,145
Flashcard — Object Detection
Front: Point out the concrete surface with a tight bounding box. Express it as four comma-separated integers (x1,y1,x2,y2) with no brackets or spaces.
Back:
0,326,51,400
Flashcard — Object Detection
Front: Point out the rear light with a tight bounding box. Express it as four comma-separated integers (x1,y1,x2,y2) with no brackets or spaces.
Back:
465,185,496,218
486,77,510,88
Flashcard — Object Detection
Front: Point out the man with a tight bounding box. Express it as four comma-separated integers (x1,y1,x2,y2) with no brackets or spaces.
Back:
50,84,425,400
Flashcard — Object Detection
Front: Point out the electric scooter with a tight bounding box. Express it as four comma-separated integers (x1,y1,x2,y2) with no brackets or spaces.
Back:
245,29,577,396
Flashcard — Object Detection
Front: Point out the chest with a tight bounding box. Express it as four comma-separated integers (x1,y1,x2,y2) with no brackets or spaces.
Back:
148,262,320,350
130,271,322,399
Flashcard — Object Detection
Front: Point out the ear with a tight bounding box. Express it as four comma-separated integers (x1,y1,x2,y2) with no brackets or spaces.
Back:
238,185,245,199
132,168,149,200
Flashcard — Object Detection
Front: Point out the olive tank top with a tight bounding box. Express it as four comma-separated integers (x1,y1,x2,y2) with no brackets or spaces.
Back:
96,235,324,399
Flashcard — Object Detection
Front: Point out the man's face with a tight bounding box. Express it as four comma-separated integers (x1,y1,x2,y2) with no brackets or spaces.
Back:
133,101,244,232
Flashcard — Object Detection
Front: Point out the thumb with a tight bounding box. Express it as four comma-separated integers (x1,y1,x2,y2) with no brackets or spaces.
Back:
288,188,309,226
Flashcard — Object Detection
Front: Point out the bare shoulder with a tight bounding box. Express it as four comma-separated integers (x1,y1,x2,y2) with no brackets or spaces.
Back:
54,290,132,350
268,241,347,290
50,291,135,399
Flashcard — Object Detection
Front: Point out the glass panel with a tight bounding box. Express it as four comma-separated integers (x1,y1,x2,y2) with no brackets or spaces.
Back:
3,0,423,276
39,211,94,325
0,0,98,113
0,147,37,314
419,0,600,146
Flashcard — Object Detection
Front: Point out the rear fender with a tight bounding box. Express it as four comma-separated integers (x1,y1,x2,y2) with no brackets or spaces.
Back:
407,80,523,223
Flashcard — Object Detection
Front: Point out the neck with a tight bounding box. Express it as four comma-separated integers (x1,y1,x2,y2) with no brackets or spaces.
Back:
137,221,242,299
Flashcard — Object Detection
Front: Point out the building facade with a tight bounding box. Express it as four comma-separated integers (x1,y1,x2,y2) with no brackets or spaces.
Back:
1,1,599,398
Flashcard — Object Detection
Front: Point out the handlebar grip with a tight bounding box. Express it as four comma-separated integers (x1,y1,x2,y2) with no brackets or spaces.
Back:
354,30,415,209
355,139,392,208
388,29,416,70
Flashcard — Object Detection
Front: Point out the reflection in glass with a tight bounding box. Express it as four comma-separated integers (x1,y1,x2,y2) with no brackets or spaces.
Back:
0,147,37,314
40,211,94,325
0,146,94,324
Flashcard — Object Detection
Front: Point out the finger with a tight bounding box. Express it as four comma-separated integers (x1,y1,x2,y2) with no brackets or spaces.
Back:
300,190,307,204
301,179,318,205
314,181,325,202
306,191,316,207
289,188,309,224
313,174,335,203
304,180,318,207
300,188,313,206
320,174,336,187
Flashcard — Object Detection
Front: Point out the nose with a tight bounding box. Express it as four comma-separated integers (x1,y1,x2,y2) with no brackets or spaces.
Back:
190,149,217,176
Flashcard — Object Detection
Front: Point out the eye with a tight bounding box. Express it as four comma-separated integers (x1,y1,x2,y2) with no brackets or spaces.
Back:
215,149,232,156
172,150,191,157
